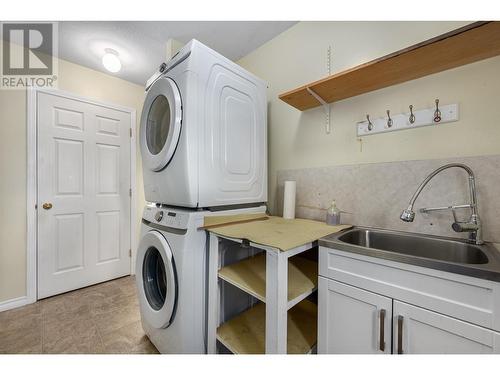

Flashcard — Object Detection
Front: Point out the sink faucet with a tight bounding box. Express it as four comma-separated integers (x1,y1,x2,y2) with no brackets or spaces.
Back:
400,163,483,245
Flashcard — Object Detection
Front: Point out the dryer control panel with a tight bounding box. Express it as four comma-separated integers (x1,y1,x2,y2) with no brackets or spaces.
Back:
143,204,190,230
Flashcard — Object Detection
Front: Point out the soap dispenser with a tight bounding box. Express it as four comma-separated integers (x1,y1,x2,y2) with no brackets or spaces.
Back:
326,200,341,226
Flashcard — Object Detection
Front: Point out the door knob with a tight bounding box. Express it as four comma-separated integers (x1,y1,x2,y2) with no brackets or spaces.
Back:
42,203,53,210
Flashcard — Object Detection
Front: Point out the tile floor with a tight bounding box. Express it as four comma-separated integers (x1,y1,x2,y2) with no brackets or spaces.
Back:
0,276,159,354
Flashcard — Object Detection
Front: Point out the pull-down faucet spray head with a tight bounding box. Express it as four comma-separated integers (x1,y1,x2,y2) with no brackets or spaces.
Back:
400,208,415,222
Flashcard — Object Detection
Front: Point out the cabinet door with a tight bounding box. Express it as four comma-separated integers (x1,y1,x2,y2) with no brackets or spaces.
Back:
318,277,392,354
393,301,500,354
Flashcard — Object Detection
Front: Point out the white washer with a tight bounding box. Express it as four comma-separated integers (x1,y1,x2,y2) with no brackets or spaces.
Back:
136,203,266,353
140,39,267,208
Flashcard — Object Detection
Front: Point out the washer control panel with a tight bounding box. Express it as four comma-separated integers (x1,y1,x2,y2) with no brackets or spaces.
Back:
144,205,190,230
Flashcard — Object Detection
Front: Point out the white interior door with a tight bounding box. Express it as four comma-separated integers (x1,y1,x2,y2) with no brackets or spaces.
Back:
37,91,132,299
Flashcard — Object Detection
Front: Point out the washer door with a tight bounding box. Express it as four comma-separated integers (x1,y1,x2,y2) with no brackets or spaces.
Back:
136,230,177,329
140,76,182,172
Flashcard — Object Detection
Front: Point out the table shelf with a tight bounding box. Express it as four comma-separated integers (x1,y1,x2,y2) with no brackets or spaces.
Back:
207,233,321,354
218,253,318,309
216,299,317,354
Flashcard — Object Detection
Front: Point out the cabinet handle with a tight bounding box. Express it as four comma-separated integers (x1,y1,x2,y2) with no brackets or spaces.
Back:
397,315,404,354
378,309,386,352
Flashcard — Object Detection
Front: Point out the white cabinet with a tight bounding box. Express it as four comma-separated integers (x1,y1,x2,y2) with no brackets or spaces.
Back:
318,246,500,354
319,279,500,354
394,301,500,354
318,277,391,354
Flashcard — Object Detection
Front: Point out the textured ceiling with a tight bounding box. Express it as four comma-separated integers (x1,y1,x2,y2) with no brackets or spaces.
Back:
58,21,297,85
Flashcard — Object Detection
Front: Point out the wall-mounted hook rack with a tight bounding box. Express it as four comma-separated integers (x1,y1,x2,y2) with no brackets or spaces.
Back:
357,102,459,137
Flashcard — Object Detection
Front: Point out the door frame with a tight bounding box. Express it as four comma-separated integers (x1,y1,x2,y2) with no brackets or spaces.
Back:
26,87,137,303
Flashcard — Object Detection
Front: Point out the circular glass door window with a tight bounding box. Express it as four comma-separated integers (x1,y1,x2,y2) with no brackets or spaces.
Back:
139,77,182,172
146,95,171,155
142,247,167,311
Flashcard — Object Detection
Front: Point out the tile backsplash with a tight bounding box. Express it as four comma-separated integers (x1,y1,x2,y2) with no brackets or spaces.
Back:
276,155,500,243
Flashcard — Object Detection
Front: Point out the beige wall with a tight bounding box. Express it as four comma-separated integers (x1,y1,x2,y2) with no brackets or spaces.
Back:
3,21,500,304
238,21,500,213
0,42,146,303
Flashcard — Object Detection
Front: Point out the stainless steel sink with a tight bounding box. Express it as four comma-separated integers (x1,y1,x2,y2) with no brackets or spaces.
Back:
319,227,500,282
337,228,489,264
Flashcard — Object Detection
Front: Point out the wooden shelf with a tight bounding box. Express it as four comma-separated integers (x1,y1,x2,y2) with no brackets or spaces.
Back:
216,299,317,354
279,22,500,111
218,253,318,309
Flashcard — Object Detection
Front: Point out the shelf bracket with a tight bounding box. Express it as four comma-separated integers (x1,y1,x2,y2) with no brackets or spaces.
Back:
306,87,331,134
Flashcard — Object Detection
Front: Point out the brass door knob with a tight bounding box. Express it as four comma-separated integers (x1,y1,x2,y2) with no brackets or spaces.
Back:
42,203,53,210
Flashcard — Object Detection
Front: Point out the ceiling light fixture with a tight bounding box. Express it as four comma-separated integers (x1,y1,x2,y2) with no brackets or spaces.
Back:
102,48,121,73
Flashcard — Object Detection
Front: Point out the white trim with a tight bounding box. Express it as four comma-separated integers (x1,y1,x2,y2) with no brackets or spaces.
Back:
24,87,138,310
130,109,138,275
0,296,30,313
26,88,38,305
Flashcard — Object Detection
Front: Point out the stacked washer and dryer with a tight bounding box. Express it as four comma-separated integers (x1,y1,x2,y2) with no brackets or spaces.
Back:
135,40,268,354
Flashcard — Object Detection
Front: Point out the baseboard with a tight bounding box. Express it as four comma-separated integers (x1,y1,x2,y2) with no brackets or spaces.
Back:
0,296,31,313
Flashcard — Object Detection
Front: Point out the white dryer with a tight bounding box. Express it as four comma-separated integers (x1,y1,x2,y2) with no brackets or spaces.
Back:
140,39,267,208
136,203,266,353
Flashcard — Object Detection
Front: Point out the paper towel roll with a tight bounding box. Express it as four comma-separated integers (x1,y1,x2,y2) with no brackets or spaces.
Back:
283,180,296,219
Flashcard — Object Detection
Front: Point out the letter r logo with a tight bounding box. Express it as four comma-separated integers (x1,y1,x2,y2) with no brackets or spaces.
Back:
2,23,53,75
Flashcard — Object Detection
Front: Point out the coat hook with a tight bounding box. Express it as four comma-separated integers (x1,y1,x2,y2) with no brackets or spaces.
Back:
366,114,373,131
409,105,415,124
434,99,442,122
386,110,393,128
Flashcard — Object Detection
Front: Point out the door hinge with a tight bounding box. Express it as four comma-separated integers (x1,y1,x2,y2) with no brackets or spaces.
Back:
129,188,132,197
130,128,132,138
129,249,132,257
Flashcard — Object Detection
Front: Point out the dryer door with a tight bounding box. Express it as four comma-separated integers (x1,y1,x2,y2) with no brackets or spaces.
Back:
140,76,182,172
136,230,177,329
